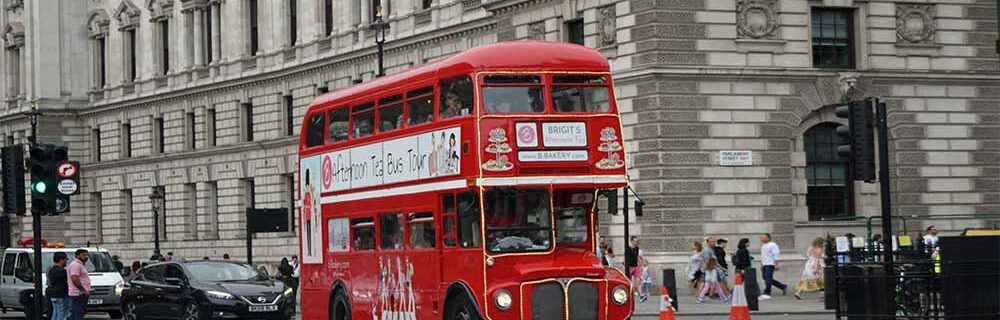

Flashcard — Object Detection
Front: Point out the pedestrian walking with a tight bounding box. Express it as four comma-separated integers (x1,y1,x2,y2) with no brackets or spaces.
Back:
696,257,730,304
68,249,94,320
922,226,939,249
714,238,732,295
290,254,300,293
625,236,645,296
111,255,125,276
47,252,70,320
732,238,752,273
759,233,786,300
278,258,294,283
640,259,653,302
794,237,826,299
687,241,705,295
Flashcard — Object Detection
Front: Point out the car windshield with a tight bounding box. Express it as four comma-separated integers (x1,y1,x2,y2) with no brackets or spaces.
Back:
41,251,117,273
185,262,266,282
484,187,552,253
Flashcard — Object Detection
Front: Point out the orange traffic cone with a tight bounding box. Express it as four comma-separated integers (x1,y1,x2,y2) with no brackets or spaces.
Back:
729,272,751,320
659,285,676,320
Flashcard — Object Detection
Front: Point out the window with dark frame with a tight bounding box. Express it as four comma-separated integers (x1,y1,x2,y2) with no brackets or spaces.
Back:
422,0,432,10
204,6,213,64
160,20,170,75
565,19,584,45
324,0,334,37
328,108,349,143
121,123,131,158
289,0,298,45
206,108,217,147
441,194,456,247
352,218,375,251
381,213,404,250
248,0,259,56
186,111,196,150
98,37,107,87
804,123,853,220
811,8,854,69
154,117,165,154
126,29,137,82
242,102,254,142
406,86,434,126
284,95,295,136
377,95,403,133
305,113,325,147
407,212,436,249
457,191,481,248
92,128,102,162
352,103,375,138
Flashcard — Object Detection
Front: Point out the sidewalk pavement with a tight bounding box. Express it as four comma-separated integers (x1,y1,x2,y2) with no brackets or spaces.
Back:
633,291,832,316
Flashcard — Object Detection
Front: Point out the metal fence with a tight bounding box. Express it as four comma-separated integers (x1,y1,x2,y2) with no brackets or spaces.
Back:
827,238,1000,320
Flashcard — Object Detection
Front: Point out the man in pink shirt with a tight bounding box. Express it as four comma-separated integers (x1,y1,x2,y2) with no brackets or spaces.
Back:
68,249,93,320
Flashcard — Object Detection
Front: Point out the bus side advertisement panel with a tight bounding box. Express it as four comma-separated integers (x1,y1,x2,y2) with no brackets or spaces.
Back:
299,156,324,264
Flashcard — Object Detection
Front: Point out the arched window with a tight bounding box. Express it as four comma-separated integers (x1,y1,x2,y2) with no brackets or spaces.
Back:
804,123,853,220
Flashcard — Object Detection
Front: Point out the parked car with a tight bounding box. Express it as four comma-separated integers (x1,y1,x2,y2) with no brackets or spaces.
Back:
0,246,126,319
121,261,294,320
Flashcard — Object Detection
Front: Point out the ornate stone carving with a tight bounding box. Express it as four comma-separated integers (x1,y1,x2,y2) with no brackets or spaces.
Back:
115,0,142,29
3,22,24,48
528,21,545,40
3,0,22,11
835,72,860,102
737,0,778,39
89,10,111,38
896,4,935,44
597,5,616,46
146,0,175,21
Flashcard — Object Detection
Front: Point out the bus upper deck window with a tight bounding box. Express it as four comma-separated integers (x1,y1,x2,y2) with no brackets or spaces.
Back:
305,113,325,147
327,108,348,142
483,75,544,113
352,103,375,138
378,95,403,132
439,76,473,119
406,86,434,125
551,76,610,113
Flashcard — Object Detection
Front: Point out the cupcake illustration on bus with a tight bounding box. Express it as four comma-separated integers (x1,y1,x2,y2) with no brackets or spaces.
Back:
482,127,513,172
596,127,625,170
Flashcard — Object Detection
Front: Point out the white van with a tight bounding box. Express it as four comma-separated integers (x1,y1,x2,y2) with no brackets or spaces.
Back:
0,246,125,319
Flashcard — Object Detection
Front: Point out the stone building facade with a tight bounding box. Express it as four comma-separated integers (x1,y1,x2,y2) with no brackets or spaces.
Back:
0,0,997,276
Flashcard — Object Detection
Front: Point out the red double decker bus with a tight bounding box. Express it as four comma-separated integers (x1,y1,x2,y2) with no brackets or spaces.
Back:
297,42,631,320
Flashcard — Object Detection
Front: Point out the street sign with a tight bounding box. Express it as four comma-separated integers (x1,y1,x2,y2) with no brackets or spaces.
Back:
57,162,78,178
719,150,753,166
57,179,78,195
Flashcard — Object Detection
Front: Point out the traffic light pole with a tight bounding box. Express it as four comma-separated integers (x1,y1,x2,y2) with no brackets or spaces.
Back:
26,107,44,320
876,100,895,313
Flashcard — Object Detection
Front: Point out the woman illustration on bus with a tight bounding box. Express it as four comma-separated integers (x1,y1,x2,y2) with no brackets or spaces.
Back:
303,169,314,256
428,134,438,176
445,133,459,174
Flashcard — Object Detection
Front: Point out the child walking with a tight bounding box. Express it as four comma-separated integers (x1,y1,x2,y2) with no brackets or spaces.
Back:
640,260,653,302
697,257,730,304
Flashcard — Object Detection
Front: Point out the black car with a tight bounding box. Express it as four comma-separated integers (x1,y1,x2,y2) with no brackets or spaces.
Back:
120,261,294,320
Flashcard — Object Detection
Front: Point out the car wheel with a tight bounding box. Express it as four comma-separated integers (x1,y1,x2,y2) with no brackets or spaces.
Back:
123,302,138,320
445,294,481,320
183,302,202,320
330,291,351,320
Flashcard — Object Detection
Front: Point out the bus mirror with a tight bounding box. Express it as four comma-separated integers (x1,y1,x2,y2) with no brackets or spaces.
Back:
634,200,644,217
605,191,618,215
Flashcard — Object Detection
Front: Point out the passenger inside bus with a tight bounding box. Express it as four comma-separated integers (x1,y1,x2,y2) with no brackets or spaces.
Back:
440,76,473,118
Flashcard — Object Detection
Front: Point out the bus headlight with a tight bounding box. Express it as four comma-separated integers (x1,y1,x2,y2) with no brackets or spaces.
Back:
611,286,628,305
494,290,513,310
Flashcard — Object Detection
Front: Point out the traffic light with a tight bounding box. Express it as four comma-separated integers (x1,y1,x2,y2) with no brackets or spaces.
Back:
29,144,71,214
1,145,25,215
836,100,876,182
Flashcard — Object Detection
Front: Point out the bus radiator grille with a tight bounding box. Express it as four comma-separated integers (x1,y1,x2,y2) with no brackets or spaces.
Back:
568,282,598,320
531,283,565,320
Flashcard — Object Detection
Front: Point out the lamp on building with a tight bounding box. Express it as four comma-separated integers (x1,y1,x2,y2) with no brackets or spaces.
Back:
149,187,165,262
368,6,389,77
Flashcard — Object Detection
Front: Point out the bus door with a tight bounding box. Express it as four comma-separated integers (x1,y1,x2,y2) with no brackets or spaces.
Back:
438,190,483,305
405,209,438,318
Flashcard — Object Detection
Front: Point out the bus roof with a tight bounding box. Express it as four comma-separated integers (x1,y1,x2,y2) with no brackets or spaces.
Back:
308,41,610,111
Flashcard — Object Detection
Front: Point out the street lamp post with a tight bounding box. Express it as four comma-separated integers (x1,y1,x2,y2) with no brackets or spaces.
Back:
369,7,389,77
149,187,164,261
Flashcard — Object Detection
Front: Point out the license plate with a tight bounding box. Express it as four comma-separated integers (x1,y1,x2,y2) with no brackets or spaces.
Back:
249,305,278,312
87,299,103,305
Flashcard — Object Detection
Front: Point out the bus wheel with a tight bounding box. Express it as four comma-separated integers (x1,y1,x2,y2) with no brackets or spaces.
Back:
330,291,351,320
445,294,481,320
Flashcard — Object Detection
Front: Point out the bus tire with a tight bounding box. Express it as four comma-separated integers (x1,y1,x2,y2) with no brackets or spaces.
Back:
444,294,481,320
330,291,351,320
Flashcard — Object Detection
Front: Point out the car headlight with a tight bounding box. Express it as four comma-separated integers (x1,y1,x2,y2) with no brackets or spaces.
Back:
115,281,125,296
611,286,628,305
494,290,513,310
284,287,294,297
206,291,234,300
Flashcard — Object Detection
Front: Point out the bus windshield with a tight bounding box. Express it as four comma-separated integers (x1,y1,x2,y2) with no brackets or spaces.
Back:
484,187,552,253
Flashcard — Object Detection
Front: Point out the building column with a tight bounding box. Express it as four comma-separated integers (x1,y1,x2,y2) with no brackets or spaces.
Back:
193,7,204,67
211,3,221,63
5,49,14,96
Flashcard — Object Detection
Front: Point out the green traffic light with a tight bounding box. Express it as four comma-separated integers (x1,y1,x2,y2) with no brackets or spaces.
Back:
31,181,47,194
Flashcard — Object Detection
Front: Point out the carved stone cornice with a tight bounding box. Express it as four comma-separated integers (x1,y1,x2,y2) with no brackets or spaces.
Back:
89,10,111,38
481,0,556,15
147,0,175,22
3,22,24,49
115,0,142,30
180,0,209,12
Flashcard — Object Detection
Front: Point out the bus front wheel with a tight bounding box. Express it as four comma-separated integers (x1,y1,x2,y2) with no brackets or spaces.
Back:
445,294,481,320
330,291,351,320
